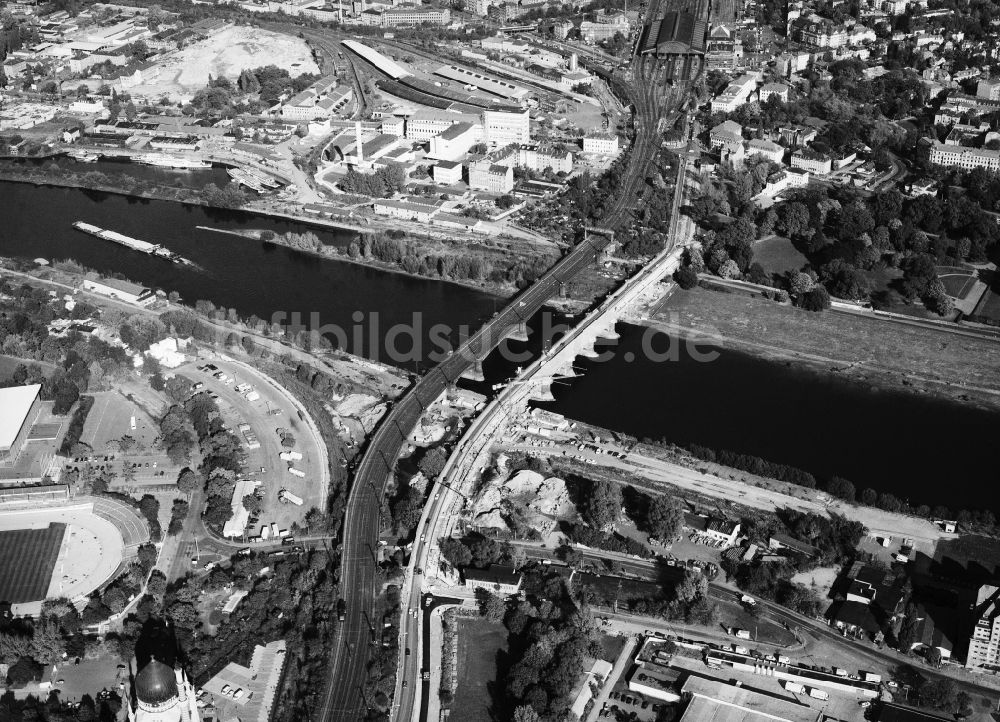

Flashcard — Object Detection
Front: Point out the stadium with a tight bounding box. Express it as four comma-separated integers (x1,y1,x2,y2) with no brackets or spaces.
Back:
0,492,149,615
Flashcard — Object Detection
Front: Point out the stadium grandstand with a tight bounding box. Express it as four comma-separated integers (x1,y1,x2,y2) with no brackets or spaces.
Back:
0,484,69,504
433,65,531,104
89,496,150,553
342,39,411,80
640,11,707,57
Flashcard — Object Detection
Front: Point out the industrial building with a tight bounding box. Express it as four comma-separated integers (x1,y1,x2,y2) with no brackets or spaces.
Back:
405,110,480,142
0,384,42,465
483,109,530,146
433,160,463,185
381,7,451,26
428,121,482,161
710,72,759,113
433,64,530,104
81,276,156,306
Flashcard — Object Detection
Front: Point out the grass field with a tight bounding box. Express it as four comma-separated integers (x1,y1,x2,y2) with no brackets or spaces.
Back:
658,287,1000,404
0,523,65,603
81,391,159,452
752,236,808,275
452,617,509,721
0,355,56,381
937,267,977,300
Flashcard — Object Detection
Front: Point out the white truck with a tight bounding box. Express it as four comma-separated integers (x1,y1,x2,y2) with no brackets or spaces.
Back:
279,489,304,506
287,466,306,478
260,525,270,540
245,391,260,402
784,682,805,694
808,688,829,701
279,451,303,461
733,628,751,640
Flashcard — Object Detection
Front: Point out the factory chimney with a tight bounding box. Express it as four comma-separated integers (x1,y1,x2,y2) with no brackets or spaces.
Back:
355,120,364,163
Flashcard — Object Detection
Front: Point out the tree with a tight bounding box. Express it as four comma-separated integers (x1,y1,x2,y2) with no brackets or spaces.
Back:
826,476,855,502
513,706,541,722
556,543,583,567
673,266,699,289
176,468,201,496
797,286,830,311
926,646,942,667
478,590,507,622
440,538,473,568
647,495,684,541
159,376,188,404
418,447,449,479
583,479,621,530
242,494,262,514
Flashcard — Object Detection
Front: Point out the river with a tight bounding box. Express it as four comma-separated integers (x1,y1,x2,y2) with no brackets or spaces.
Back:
5,155,233,189
2,182,997,513
536,322,1000,516
0,181,499,364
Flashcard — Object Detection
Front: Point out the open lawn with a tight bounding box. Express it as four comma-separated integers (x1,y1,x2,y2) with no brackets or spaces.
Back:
0,523,65,603
752,236,807,275
453,617,509,721
51,652,124,703
81,391,158,452
657,287,1000,407
0,355,55,380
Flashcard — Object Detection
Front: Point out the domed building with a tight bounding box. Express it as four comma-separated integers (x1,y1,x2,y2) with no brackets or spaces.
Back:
126,619,200,722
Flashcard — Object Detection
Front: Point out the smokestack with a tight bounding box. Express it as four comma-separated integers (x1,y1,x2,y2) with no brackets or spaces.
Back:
355,120,364,163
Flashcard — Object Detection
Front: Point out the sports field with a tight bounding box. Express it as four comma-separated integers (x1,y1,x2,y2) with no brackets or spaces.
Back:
0,523,65,604
937,266,978,300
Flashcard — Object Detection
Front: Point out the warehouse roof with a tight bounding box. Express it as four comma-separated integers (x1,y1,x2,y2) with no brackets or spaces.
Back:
434,64,530,101
680,676,822,722
0,384,42,451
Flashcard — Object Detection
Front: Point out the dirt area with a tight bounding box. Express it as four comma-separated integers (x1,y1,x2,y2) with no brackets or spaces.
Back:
791,565,839,595
49,652,124,703
128,26,319,102
655,286,1000,410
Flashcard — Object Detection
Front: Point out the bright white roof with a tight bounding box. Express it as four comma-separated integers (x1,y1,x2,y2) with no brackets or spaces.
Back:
0,384,42,450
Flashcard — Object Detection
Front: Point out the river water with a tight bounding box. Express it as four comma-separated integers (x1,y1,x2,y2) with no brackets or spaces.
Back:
2,181,997,512
0,181,499,363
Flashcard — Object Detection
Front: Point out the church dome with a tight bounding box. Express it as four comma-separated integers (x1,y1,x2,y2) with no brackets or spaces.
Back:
134,659,179,706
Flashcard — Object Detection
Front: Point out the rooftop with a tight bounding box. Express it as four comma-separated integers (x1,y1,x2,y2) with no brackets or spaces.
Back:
680,676,822,722
464,564,522,585
0,385,42,451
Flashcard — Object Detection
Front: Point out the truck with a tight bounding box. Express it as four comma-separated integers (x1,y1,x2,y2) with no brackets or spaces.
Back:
260,525,270,540
270,522,279,537
287,466,306,478
784,682,805,694
245,391,260,402
337,599,347,622
279,451,304,461
732,628,751,640
279,489,304,506
236,383,252,393
863,672,881,683
808,688,829,701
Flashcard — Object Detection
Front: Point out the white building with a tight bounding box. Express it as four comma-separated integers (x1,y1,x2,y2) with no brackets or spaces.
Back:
791,149,832,175
710,120,743,152
433,160,463,185
0,384,42,464
746,138,785,163
428,121,481,161
82,276,155,306
223,478,258,538
928,142,1000,172
483,109,531,147
468,159,514,193
628,665,683,703
382,7,450,25
463,565,523,594
373,199,441,222
977,79,1000,100
759,82,790,103
202,641,287,722
710,73,759,113
967,585,1000,672
406,110,480,142
705,519,741,546
583,133,620,154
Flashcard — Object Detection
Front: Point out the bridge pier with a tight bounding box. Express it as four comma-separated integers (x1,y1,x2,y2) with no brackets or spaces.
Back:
460,359,485,382
506,321,529,343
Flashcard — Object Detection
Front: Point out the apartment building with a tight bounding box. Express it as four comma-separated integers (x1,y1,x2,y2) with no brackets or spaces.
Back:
583,133,620,154
468,159,514,193
967,585,1000,672
791,148,832,174
381,7,451,25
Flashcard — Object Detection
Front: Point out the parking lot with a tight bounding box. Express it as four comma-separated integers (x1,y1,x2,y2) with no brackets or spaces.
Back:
178,355,326,540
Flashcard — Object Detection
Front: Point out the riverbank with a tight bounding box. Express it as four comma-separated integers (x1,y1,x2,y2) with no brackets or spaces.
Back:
652,285,1000,412
194,225,555,300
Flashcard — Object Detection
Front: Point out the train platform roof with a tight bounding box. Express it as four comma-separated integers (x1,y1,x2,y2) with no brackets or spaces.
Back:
641,11,707,55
